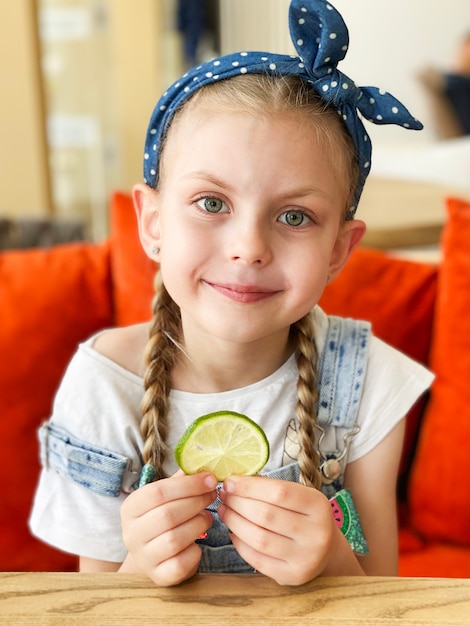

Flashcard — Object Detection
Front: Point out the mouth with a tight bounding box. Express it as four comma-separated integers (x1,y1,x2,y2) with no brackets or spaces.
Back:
204,281,280,304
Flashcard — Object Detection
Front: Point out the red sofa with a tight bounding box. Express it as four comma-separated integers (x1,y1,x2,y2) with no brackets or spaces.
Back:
1,192,470,577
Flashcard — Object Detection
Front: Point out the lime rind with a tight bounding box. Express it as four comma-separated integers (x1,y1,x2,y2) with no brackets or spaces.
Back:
174,411,269,480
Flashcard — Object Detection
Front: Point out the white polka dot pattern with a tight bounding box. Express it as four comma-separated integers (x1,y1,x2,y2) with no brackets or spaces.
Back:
143,0,422,216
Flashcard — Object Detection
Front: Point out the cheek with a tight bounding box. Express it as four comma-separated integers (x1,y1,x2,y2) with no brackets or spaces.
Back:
158,227,208,292
288,245,331,297
160,213,221,273
163,230,209,267
160,214,192,257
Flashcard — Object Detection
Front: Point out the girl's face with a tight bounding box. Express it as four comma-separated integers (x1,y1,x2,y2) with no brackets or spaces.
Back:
137,107,364,352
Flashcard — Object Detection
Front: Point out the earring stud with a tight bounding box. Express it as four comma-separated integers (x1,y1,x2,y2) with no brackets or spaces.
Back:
151,246,159,255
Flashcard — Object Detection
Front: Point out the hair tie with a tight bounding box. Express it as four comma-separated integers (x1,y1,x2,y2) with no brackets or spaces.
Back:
143,0,422,217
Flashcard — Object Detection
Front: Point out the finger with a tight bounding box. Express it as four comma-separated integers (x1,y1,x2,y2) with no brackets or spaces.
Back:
124,472,217,517
219,502,294,560
148,542,203,587
229,531,286,574
222,509,326,587
228,534,306,586
222,475,310,514
144,510,212,566
132,490,216,540
219,497,301,539
219,512,302,585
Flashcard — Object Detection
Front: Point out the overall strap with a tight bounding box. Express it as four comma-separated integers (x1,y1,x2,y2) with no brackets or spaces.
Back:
316,315,371,429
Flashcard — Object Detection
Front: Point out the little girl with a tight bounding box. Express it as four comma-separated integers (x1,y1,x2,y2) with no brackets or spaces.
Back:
30,0,433,586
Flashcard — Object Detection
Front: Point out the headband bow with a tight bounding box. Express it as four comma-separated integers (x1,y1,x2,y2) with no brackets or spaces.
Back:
143,0,422,216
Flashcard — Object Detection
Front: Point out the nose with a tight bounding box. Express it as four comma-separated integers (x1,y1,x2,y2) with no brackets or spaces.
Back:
228,215,273,266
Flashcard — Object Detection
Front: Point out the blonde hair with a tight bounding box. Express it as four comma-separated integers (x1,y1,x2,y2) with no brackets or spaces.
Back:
140,74,359,488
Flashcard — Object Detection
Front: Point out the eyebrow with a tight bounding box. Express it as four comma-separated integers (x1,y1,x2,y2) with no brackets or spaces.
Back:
180,170,331,200
179,170,233,189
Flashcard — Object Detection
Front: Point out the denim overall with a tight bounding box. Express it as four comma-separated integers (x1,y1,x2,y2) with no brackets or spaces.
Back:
39,316,370,573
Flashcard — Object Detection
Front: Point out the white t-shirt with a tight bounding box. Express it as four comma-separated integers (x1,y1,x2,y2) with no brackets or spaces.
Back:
29,307,434,563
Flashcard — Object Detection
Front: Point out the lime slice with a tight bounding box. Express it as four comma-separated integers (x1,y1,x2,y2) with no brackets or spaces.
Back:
174,411,269,481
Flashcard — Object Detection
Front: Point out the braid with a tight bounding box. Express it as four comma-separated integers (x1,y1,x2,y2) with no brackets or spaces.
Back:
293,312,323,489
140,272,182,480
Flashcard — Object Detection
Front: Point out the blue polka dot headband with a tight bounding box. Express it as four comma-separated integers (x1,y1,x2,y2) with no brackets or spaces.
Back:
143,0,422,217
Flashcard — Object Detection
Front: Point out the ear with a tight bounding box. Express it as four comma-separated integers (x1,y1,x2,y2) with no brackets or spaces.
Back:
328,219,366,281
132,183,161,260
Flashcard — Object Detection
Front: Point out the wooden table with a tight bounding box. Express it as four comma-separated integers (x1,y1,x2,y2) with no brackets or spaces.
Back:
1,573,469,625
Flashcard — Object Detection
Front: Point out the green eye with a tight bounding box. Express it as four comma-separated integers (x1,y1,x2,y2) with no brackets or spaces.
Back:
202,197,224,213
282,210,305,227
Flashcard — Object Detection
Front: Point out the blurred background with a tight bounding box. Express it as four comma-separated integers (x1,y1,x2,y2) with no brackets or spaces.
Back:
1,0,469,243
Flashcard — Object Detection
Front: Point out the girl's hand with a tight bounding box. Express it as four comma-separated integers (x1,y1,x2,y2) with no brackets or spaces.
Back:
119,471,217,586
218,475,362,585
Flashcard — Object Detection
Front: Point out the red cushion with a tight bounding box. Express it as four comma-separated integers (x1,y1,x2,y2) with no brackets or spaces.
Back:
399,541,470,578
0,241,113,571
109,191,157,326
319,246,437,364
409,197,470,546
319,246,438,479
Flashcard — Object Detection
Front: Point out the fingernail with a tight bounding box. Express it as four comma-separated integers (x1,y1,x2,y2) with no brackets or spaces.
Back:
204,474,217,489
224,479,235,494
